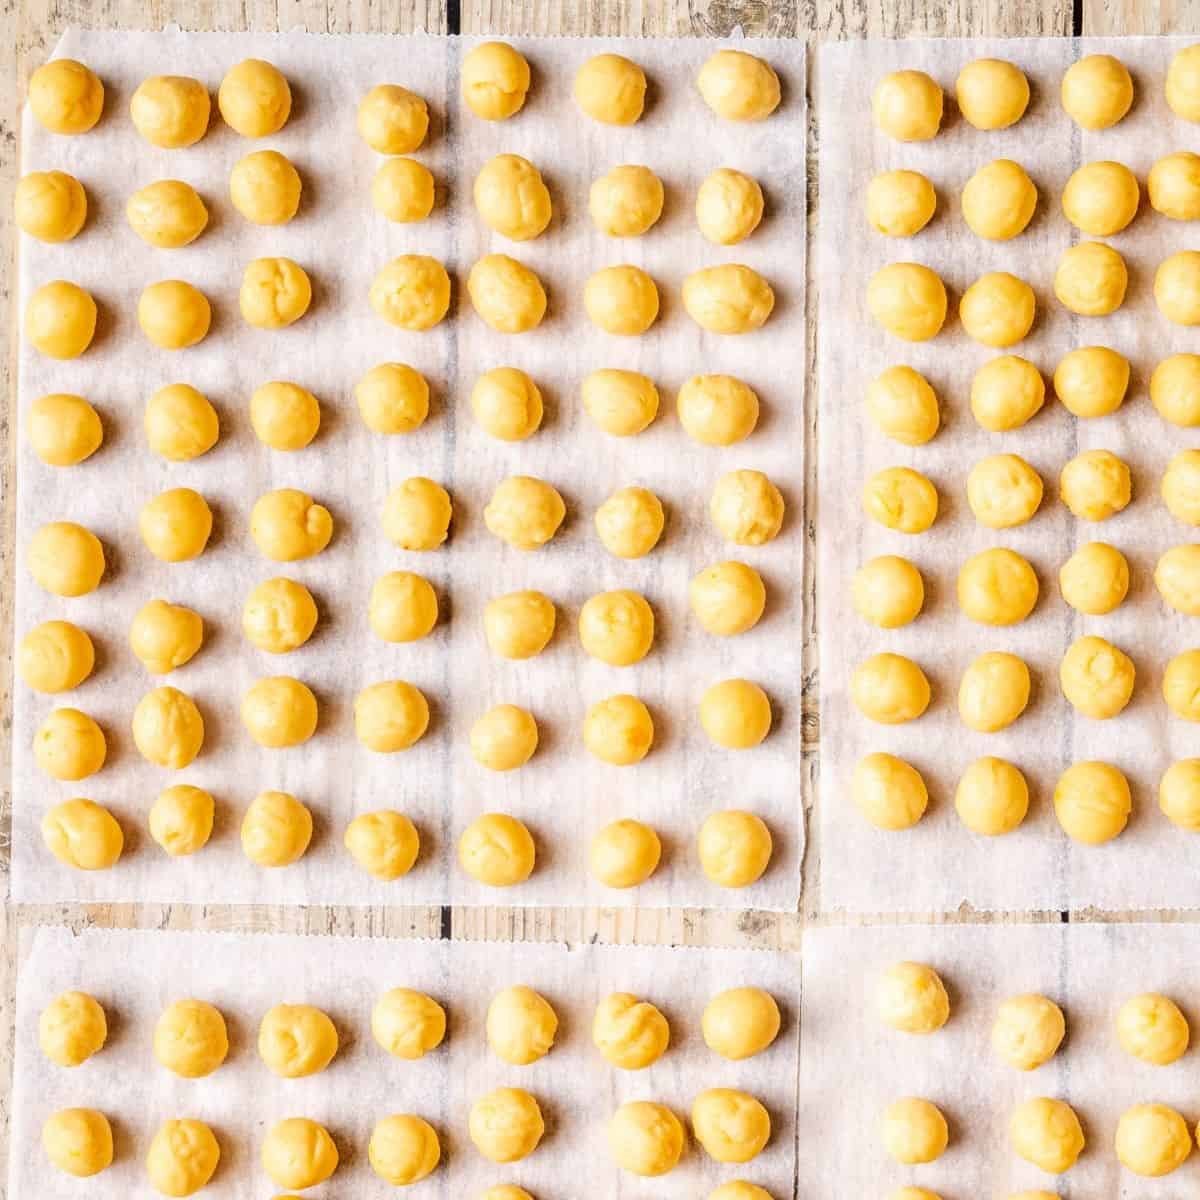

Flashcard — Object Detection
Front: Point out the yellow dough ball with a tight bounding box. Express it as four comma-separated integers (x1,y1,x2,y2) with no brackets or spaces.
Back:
589,164,664,237
956,57,1030,128
459,813,535,886
967,454,1043,530
139,487,212,562
882,1098,948,1164
470,1088,544,1163
345,810,421,880
1164,649,1200,720
34,707,106,781
16,171,87,242
241,790,313,867
583,368,659,435
28,392,102,466
484,591,555,659
1163,449,1200,525
698,49,780,121
357,83,428,153
958,547,1039,626
1155,250,1200,325
230,149,300,225
1168,44,1200,120
486,985,557,1065
1157,543,1200,615
243,577,318,653
683,263,773,334
19,620,94,693
126,180,208,248
865,169,936,238
369,571,437,643
872,69,942,140
250,380,320,452
962,160,1037,241
1116,1104,1192,1177
43,1107,113,1177
1152,353,1200,426
702,987,780,1060
356,362,430,434
1117,992,1190,1064
697,810,772,887
1062,160,1140,236
690,560,766,636
863,465,938,533
1160,759,1200,831
876,961,949,1034
1060,634,1135,719
261,1118,337,1190
241,676,317,748
130,75,209,148
372,988,445,1059
1054,346,1129,417
240,257,311,329
130,598,204,674
579,589,654,666
593,992,669,1068
471,367,542,441
354,680,429,752
259,1003,338,1078
575,53,646,124
28,521,104,598
474,153,551,241
595,486,663,558
678,374,758,446
29,59,104,134
26,280,96,358
851,652,931,723
866,365,939,445
462,42,530,120
583,695,654,766
1062,53,1132,129
585,264,659,335
138,280,211,350
39,990,107,1067
991,996,1066,1072
154,998,228,1077
958,652,1031,733
41,799,122,870
699,678,770,748
693,1088,770,1163
369,1115,441,1186
370,255,451,331
710,468,784,545
867,262,946,341
484,475,563,550
1054,760,1131,844
251,488,333,561
607,1101,684,1175
710,1186,775,1200
132,686,204,768
955,756,1030,835
149,785,214,856
481,1188,534,1200
971,354,1044,432
1055,242,1127,317
218,58,290,137
144,383,218,461
852,752,928,831
589,819,661,887
1060,449,1131,521
469,253,547,333
960,271,1035,348
471,704,538,771
1149,151,1200,219
371,157,435,224
146,1119,219,1197
697,167,764,245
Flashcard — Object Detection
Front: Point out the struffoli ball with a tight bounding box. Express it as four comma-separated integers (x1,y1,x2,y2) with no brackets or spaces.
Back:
16,171,87,242
872,70,942,141
697,50,780,122
26,280,97,359
345,810,421,880
42,800,123,870
358,83,428,153
130,75,210,148
461,42,530,120
127,180,208,248
218,59,291,137
956,58,1029,129
29,59,104,134
589,165,664,237
574,53,646,124
1062,53,1132,129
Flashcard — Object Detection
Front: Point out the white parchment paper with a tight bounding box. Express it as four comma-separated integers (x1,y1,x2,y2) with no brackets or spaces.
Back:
818,37,1200,913
10,926,799,1199
800,922,1200,1197
12,30,807,908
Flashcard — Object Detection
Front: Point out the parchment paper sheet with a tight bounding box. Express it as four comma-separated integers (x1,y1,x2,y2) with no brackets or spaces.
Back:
12,30,807,907
800,922,1200,1197
818,37,1200,913
10,926,799,1199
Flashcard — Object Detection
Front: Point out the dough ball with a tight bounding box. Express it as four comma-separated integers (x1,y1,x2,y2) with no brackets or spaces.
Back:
872,70,942,140
1060,449,1131,521
589,818,661,887
698,50,780,121
487,986,557,1065
261,1118,338,1190
1152,353,1200,426
461,42,530,120
958,652,1031,733
240,257,311,329
702,987,780,1060
593,992,669,1068
992,994,1065,1070
970,354,1045,432
241,676,317,748
586,264,659,335
474,153,551,241
850,652,931,723
471,704,537,771
218,59,290,136
867,262,946,341
356,362,430,434
1163,452,1200,530
699,678,771,748
962,159,1037,240
710,1187,775,1200
697,810,772,887
471,367,542,441
16,170,87,242
139,487,212,562
131,686,204,768
1160,759,1200,831
19,620,94,693
29,392,102,467
863,465,938,533
144,383,218,461
230,149,300,225
459,813,536,887
583,368,659,435
1148,151,1200,219
484,475,564,550
28,521,104,597
43,1107,113,1177
691,560,766,636
250,381,319,451
34,707,105,780
1164,648,1200,720
967,453,1043,529
1116,1104,1192,1177
357,83,428,154
1054,760,1131,844
344,810,421,880
130,75,209,148
146,1119,220,1196
41,799,123,870
1062,160,1140,235
1117,992,1189,1064
683,263,773,334
259,1003,338,1078
960,271,1035,348
607,1101,684,1175
138,280,211,349
29,59,104,134
1060,634,1135,719
1155,250,1200,324
149,785,214,856
469,1087,544,1162
26,280,97,358
866,365,939,445
958,547,1039,625
575,53,646,124
1156,543,1200,615
372,157,435,223
1168,43,1200,120
484,591,555,659
372,988,445,1059
955,756,1030,835
468,254,547,333
678,373,759,445
865,169,936,238
595,486,664,558
583,695,654,765
251,488,333,561
1061,53,1133,129
369,571,437,643
876,961,949,1033
697,167,764,245
126,180,208,248
693,1089,770,1163
369,1115,440,1185
589,164,664,237
579,589,654,666
154,999,228,1077
710,469,784,545
1054,346,1129,418
130,598,203,674
852,752,928,830
882,1097,948,1164
243,577,318,653
355,680,429,752
241,790,312,867
370,255,451,330
481,1189,534,1200
39,990,107,1067
956,57,1030,128
1055,242,1127,317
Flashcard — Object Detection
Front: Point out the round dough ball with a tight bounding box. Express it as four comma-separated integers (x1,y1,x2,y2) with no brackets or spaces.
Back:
130,75,209,148
19,620,94,693
28,521,104,597
1117,992,1190,1064
585,265,659,335
850,652,931,723
607,1101,684,1175
956,57,1030,128
866,365,939,445
370,255,450,330
582,368,659,435
146,1119,219,1196
459,813,535,886
579,589,654,666
357,83,428,153
372,988,445,1059
1054,346,1129,417
958,548,1039,626
589,164,664,237
1152,353,1200,426
369,571,437,643
852,752,928,831
16,171,87,242
241,676,317,748
575,53,646,124
1115,1104,1192,1177
1055,242,1127,317
154,999,227,1077
589,818,661,887
992,994,1065,1070
958,652,1031,733
356,362,430,434
471,366,542,441
139,487,212,562
130,598,203,674
882,1098,948,1164
1168,44,1200,120
149,785,214,856
710,469,784,545
595,486,664,558
867,262,946,341
259,1003,337,1078
698,50,780,121
583,695,654,765
251,488,333,561
1148,151,1200,219
678,373,759,446
865,169,936,238
955,756,1030,835
1163,449,1200,524
126,180,208,248
26,280,97,358
863,465,938,533
372,157,434,223
469,1087,544,1162
699,678,771,748
487,986,557,1065
1062,160,1140,235
39,990,106,1067
876,961,949,1034
243,577,318,653
471,704,537,771
250,380,319,451
240,257,311,329
230,149,300,225
1062,53,1132,129
481,1188,534,1200
29,392,102,466
241,790,312,867
1060,634,1135,719
474,153,551,241
693,1088,770,1163
702,987,780,1060
138,280,210,350
355,680,429,752
967,454,1043,529
34,707,105,780
29,59,104,134
461,42,530,120
1155,250,1200,324
697,810,772,887
218,59,290,137
43,1108,113,1177
593,992,669,1068
369,1115,440,1186
144,383,218,461
690,560,766,636
1160,758,1200,830
872,70,942,140
261,1118,337,1190
960,271,1035,348
41,799,123,870
1054,760,1131,844
697,167,764,245
962,159,1037,241
345,810,421,880
131,686,204,768
1157,543,1200,615
1164,649,1200,720
468,254,547,333
484,475,564,550
970,354,1044,432
710,1186,775,1200
1060,449,1131,521
683,263,773,334
484,591,555,659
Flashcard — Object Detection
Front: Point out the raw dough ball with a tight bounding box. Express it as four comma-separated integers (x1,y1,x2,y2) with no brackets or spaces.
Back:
241,790,312,866
1118,993,1189,1064
593,992,669,1068
130,75,209,148
146,1119,219,1196
355,680,429,752
850,652,931,723
242,676,317,748
459,813,536,886
992,994,1065,1070
1055,242,1127,317
956,756,1030,835
579,589,654,666
683,263,773,334
697,167,764,245
1054,761,1131,844
586,264,659,335
711,1187,774,1200
345,810,420,880
1054,346,1129,417
243,577,318,653
369,571,437,642
1149,151,1200,219
251,488,333,561
35,707,105,780
956,58,1030,128
474,153,551,240
852,752,928,830
484,475,563,550
369,1115,440,1185
469,1087,544,1162
469,254,547,333
261,1118,337,1190
471,704,538,771
39,991,107,1067
132,686,204,768
487,986,557,1065
882,1098,948,1164
230,149,300,224
461,42,530,120
149,785,214,856
29,59,104,134
584,695,654,765
1116,1104,1192,1177
481,1189,534,1200
26,280,97,358
863,465,938,533
575,53,646,124
250,381,319,451
1060,449,1131,521
867,262,946,341
693,1089,770,1163
589,164,664,237
1152,353,1200,425
960,271,1035,347
872,70,942,140
595,486,664,558
698,50,780,121
865,170,936,238
41,799,123,870
130,598,204,673
1168,44,1200,120
607,1101,684,1175
697,810,772,887
962,160,1037,240
702,987,780,1060
866,365,939,445
1062,160,1140,236
372,157,434,223
370,255,451,330
678,373,759,445
17,171,87,241
1157,543,1200,615
970,354,1044,431
145,383,218,461
589,818,661,886
876,961,949,1034
958,652,1031,733
43,1108,113,1177
958,547,1039,626
1062,53,1132,129
240,257,311,329
259,1004,338,1078
138,280,211,350
19,620,94,693
218,59,290,136
357,83,428,153
1164,649,1200,720
1160,759,1200,830
484,591,555,659
471,366,542,440
690,560,766,635
699,678,771,747
1163,449,1200,524
372,988,445,1059
357,362,430,434
710,469,784,545
1060,634,1135,719
967,454,1042,529
127,180,208,248
139,487,212,562
1155,250,1200,324
29,392,102,466
583,368,659,435
154,999,228,1077
28,521,104,597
